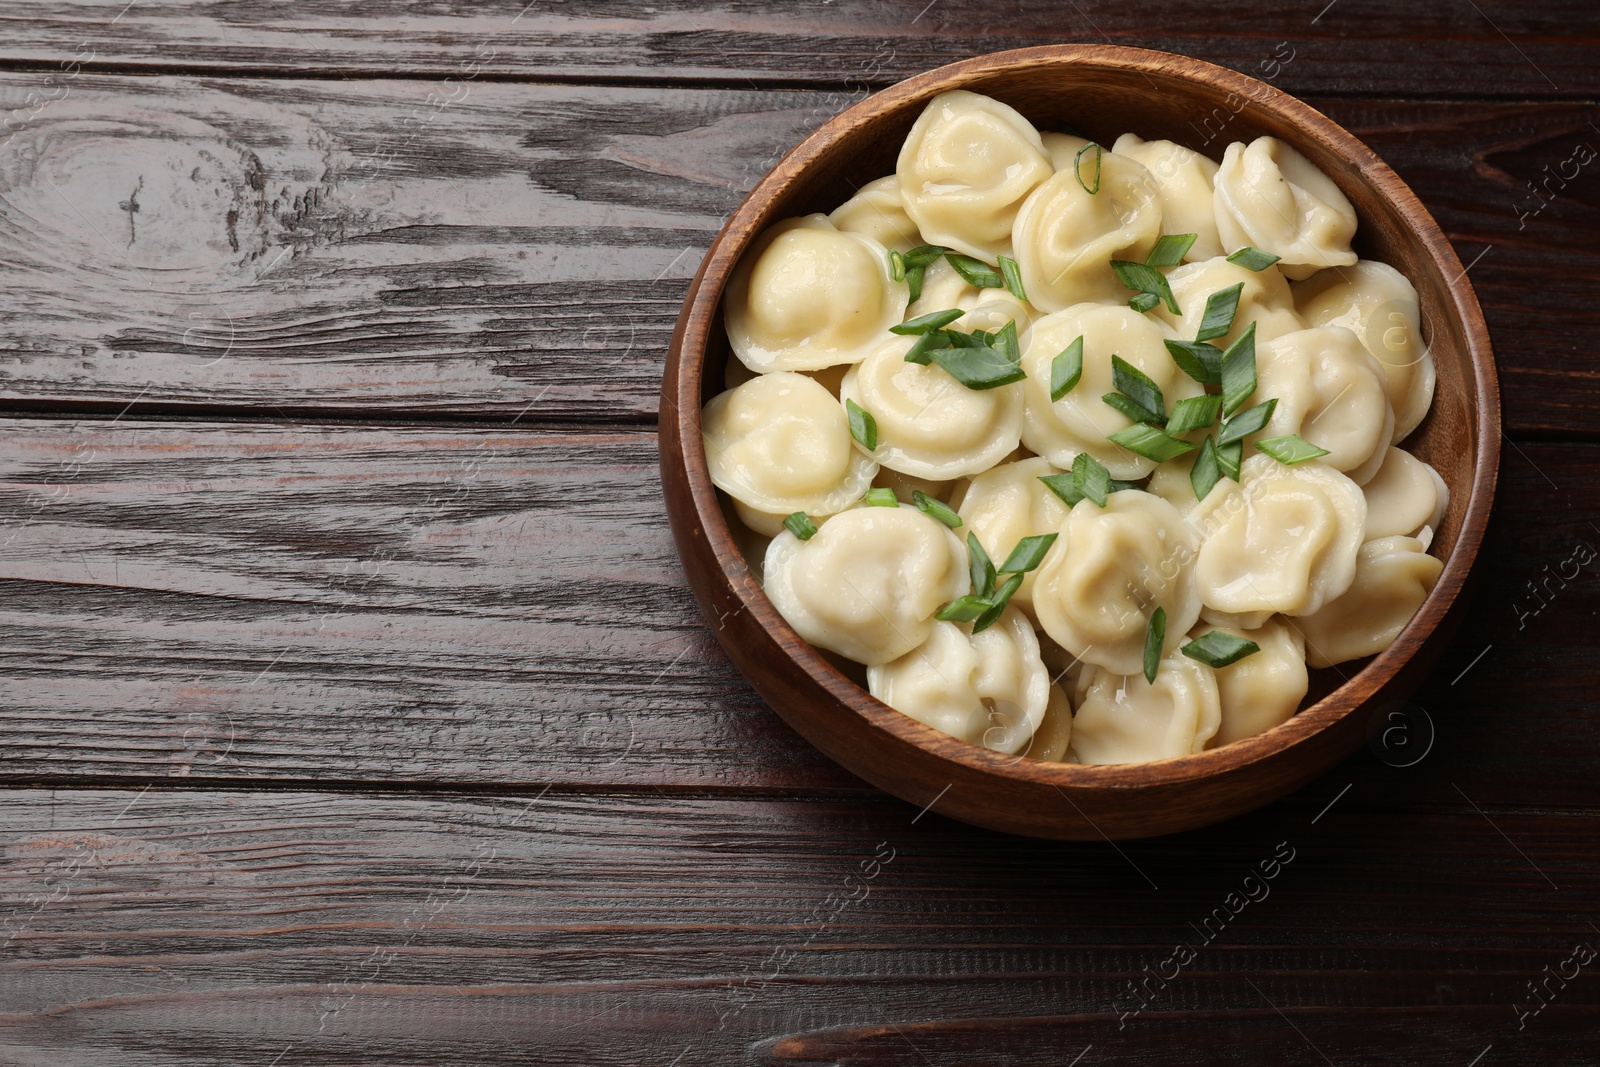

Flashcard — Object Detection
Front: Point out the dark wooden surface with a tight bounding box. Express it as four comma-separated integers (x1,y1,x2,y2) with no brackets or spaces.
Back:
1,2,1597,1062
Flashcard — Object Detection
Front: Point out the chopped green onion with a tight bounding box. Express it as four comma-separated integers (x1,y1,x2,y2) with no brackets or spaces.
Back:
1111,355,1166,422
1181,630,1262,668
1217,438,1243,481
1038,471,1084,507
929,341,1026,391
1194,282,1245,343
862,487,899,507
999,533,1059,574
1108,478,1141,493
845,399,878,451
945,252,1005,289
973,573,1025,634
1216,397,1278,446
1110,259,1180,315
888,249,907,282
997,255,1028,301
993,319,1021,365
904,328,950,364
1226,246,1281,271
784,512,817,540
1164,339,1223,386
1050,336,1085,402
913,489,962,528
1143,606,1167,685
906,264,927,303
1073,452,1110,508
1128,292,1161,314
1102,390,1166,427
1146,233,1198,269
1190,434,1222,502
1219,321,1259,416
935,594,990,623
1074,141,1103,195
903,244,946,267
967,531,996,600
1165,394,1223,436
1256,434,1331,465
1107,424,1198,462
891,308,965,335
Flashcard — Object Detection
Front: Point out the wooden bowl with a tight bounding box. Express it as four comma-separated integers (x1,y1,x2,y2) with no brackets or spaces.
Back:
660,46,1500,840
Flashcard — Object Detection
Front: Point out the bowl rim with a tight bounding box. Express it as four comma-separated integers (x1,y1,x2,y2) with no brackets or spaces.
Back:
664,44,1501,790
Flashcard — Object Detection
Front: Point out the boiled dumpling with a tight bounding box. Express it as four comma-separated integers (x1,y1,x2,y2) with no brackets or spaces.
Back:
1294,260,1436,441
1195,618,1309,746
956,456,1073,617
1156,256,1304,346
703,372,880,535
1253,326,1395,485
1292,534,1443,668
896,90,1053,263
1213,136,1357,280
1032,491,1203,675
1112,133,1223,262
829,174,924,252
839,336,1025,479
725,214,908,373
1361,446,1448,540
867,608,1049,754
763,505,967,665
1188,454,1366,618
1069,653,1222,764
1020,303,1202,480
1011,148,1163,310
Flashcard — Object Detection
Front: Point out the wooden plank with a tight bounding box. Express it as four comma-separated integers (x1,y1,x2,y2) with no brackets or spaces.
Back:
0,788,1596,1064
0,0,1594,98
0,74,1592,433
0,418,1596,811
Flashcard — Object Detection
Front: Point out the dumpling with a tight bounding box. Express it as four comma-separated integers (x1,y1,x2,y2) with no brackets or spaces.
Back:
1020,303,1202,480
1292,534,1443,668
702,372,880,536
1361,446,1448,540
867,608,1049,755
1188,454,1366,618
1155,256,1304,346
1112,133,1223,262
896,90,1053,263
1195,618,1309,746
956,456,1073,617
1069,653,1222,764
829,174,924,252
724,214,908,373
763,505,967,665
1294,260,1436,441
839,337,1024,479
1019,683,1074,761
905,257,982,320
1253,326,1395,485
1213,136,1357,280
1011,148,1164,310
1032,491,1203,675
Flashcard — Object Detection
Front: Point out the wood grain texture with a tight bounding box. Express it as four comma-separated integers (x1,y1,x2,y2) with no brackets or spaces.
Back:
1,789,1596,1065
0,74,1594,433
0,417,1594,814
0,0,1594,99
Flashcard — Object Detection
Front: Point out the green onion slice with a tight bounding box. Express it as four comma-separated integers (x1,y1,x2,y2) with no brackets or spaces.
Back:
1219,321,1259,416
1146,233,1198,269
1143,606,1167,685
1128,292,1161,313
1074,141,1103,195
1256,433,1331,465
1110,259,1180,315
935,594,990,623
1216,398,1278,446
1194,282,1245,343
973,572,1025,633
891,308,965,335
997,255,1027,301
1165,394,1223,437
1107,424,1198,462
945,252,1005,290
1073,451,1110,508
913,489,962,528
929,343,1027,391
862,487,899,507
845,399,878,451
999,533,1059,574
1051,336,1085,402
888,249,907,282
784,512,817,540
1165,339,1223,386
1190,434,1222,502
1101,390,1166,427
1217,438,1243,481
1111,355,1166,422
1226,246,1281,271
967,531,996,600
1181,630,1262,668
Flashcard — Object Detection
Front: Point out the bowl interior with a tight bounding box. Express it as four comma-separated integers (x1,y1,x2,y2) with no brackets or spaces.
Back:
677,47,1495,800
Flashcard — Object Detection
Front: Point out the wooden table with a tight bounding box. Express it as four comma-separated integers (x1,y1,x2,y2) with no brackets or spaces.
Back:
1,4,1596,1063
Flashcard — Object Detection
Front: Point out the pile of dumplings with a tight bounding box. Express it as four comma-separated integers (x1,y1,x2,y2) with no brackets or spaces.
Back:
703,90,1446,766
